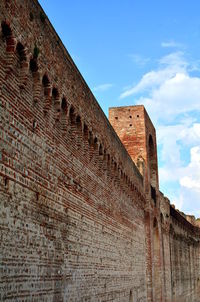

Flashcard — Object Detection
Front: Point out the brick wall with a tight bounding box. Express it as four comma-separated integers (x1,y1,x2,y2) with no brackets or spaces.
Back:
0,0,147,301
169,206,200,302
0,1,200,301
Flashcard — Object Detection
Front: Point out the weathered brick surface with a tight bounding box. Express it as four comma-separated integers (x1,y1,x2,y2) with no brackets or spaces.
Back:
159,194,172,302
0,1,146,301
169,206,200,302
0,1,200,302
109,106,159,194
109,106,200,302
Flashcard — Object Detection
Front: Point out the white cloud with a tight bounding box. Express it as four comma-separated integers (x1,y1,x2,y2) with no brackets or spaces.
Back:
171,194,184,213
160,146,200,216
120,52,188,100
179,123,200,145
172,184,200,217
149,73,200,117
161,41,184,49
158,122,200,170
159,51,188,69
120,69,174,99
120,51,200,217
180,147,200,191
181,177,200,191
129,53,150,67
127,53,200,123
93,83,113,92
159,143,200,216
158,121,200,181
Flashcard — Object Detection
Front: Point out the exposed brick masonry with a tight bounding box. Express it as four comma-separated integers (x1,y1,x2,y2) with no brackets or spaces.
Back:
0,1,200,302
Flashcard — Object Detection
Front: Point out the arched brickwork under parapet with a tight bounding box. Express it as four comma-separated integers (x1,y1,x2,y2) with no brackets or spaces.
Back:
42,73,51,113
75,115,82,149
0,4,154,301
1,7,199,301
0,14,146,209
16,42,28,89
69,105,76,125
99,144,103,157
30,56,38,73
0,13,143,203
29,54,40,103
76,115,81,129
52,87,60,121
83,122,89,140
60,97,68,131
1,20,15,71
0,17,144,204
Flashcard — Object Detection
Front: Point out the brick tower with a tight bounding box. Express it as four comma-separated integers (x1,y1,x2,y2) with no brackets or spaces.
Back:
109,105,159,204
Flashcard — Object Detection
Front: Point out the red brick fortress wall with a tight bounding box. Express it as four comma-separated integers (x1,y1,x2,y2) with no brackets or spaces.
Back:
0,1,200,302
109,106,164,301
169,206,200,302
0,0,147,301
109,105,200,302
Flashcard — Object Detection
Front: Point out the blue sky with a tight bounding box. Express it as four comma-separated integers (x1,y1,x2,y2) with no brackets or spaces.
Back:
39,0,200,218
